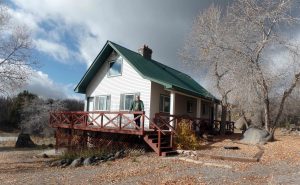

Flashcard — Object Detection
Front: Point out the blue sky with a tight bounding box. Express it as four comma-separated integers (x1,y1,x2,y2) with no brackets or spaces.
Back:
6,0,228,99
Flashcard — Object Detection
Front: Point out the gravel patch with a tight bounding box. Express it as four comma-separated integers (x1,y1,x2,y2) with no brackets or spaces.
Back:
0,134,299,184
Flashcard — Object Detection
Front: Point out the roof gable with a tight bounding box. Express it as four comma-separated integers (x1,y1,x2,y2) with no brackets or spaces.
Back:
75,41,216,100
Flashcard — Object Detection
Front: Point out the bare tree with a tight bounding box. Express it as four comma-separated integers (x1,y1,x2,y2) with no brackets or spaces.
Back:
181,5,235,135
20,98,65,137
0,2,34,95
183,0,300,140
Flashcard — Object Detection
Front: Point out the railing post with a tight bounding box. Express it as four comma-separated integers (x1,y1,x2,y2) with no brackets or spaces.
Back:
55,128,58,152
170,132,173,148
119,113,122,130
101,113,103,128
70,113,74,129
158,131,161,156
142,111,145,135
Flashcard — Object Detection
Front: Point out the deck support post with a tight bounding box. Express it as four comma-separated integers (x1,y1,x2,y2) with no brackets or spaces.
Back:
158,131,161,156
170,91,176,128
196,98,201,132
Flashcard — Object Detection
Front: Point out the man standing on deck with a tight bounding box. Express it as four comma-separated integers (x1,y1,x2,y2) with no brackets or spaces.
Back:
130,95,144,128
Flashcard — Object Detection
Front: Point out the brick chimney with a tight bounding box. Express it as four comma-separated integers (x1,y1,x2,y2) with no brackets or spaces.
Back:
138,45,152,60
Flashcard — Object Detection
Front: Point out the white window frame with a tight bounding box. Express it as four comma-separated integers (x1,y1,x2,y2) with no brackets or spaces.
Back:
94,95,111,111
159,94,170,113
120,93,140,111
108,58,123,77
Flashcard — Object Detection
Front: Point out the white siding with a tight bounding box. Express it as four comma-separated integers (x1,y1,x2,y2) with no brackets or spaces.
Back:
149,82,170,119
86,52,151,128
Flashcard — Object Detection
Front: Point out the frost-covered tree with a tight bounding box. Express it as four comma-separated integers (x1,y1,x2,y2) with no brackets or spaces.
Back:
0,2,35,95
20,98,65,137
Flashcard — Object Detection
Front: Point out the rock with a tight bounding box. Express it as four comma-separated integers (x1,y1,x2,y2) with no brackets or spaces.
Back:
240,127,269,145
183,150,191,155
42,153,49,158
107,156,115,161
83,157,95,166
115,151,124,159
203,134,213,141
93,160,105,166
70,157,84,168
15,133,36,148
191,151,197,155
50,160,61,167
176,150,184,154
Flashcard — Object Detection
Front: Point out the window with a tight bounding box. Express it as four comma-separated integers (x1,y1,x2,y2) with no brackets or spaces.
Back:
202,102,206,115
159,95,170,113
202,102,210,115
94,95,111,111
108,58,122,77
120,93,140,110
187,101,194,113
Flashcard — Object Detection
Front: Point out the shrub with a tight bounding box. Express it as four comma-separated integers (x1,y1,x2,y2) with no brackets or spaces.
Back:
174,120,201,150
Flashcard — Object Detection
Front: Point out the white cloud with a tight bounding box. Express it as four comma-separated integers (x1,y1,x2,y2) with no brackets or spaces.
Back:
34,39,71,62
22,69,84,100
8,0,197,68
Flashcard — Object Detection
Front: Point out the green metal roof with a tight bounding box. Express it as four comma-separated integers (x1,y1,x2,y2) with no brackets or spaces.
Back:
74,41,216,101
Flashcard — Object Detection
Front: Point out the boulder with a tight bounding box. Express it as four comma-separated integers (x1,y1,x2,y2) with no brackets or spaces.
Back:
83,156,95,166
70,157,84,167
15,133,36,148
240,127,269,145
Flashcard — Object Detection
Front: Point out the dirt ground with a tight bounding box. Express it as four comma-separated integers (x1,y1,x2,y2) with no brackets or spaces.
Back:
0,133,299,185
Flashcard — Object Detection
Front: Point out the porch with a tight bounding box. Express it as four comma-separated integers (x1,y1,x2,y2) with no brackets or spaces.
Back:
50,111,234,156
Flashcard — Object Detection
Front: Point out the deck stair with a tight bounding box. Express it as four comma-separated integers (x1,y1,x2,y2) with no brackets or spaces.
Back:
143,131,178,157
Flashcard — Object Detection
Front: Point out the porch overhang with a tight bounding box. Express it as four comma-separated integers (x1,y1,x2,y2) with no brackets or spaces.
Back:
165,85,220,104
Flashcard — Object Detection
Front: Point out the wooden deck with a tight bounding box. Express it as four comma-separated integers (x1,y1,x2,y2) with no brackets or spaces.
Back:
50,111,234,156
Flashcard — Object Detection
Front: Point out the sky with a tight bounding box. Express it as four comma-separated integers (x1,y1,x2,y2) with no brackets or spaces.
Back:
5,0,230,100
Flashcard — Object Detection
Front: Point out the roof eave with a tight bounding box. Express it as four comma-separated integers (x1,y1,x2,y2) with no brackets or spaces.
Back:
74,41,112,94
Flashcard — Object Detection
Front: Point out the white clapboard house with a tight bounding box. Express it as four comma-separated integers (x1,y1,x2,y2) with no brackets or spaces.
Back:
74,41,218,129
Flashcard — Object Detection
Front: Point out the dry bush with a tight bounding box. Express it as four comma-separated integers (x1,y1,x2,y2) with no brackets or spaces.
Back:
174,120,201,150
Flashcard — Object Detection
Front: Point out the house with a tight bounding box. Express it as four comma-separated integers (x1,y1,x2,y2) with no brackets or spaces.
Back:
74,41,218,128
50,41,223,156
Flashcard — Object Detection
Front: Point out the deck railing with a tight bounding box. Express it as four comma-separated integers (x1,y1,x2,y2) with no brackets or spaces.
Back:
50,111,147,135
154,113,235,134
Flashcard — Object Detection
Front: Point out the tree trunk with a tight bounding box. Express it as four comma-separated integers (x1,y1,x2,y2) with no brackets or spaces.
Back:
263,98,271,132
220,105,227,135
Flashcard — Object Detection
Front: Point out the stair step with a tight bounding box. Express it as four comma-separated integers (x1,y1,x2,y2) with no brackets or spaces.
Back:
156,142,169,147
147,134,158,138
150,138,169,143
160,147,173,151
161,150,178,157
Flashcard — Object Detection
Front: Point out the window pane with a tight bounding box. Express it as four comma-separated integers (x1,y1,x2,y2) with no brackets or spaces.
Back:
94,97,99,110
187,101,193,113
99,96,106,110
164,97,170,113
109,59,122,76
159,96,163,112
106,96,111,110
124,94,134,110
